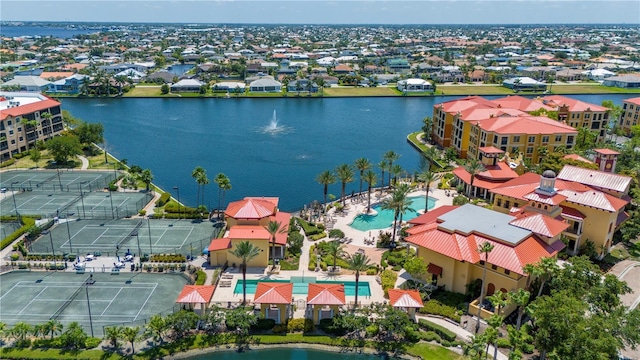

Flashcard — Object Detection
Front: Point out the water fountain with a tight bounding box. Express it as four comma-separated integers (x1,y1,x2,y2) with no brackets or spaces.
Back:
267,109,278,131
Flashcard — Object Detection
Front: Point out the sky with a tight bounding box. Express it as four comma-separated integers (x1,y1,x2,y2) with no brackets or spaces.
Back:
1,0,639,25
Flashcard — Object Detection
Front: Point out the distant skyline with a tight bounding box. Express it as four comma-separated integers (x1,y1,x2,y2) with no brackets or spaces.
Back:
2,0,639,25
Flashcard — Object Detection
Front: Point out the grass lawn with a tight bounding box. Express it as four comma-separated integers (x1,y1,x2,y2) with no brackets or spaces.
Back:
549,84,640,94
124,86,172,97
323,87,399,97
438,85,513,95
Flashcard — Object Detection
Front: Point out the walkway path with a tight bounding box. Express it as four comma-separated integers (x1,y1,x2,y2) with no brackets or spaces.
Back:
77,154,89,170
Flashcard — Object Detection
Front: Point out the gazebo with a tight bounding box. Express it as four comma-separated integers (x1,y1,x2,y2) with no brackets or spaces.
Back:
306,283,345,324
176,285,215,316
387,289,424,320
253,282,293,324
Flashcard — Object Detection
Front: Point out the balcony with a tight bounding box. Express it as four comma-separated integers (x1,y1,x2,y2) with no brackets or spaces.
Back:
468,298,517,320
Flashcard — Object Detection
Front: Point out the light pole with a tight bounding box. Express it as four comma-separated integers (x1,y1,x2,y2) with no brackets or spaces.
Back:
10,182,20,221
51,161,63,191
147,215,153,256
63,213,74,253
173,186,181,219
108,189,114,219
49,230,57,271
85,275,95,337
131,230,141,260
78,181,87,218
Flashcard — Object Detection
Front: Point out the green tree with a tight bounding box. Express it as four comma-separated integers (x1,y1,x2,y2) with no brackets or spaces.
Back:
166,310,199,340
44,319,63,340
229,241,261,305
363,170,377,213
383,150,401,186
508,288,530,330
264,220,286,270
464,157,486,198
346,252,371,309
475,241,495,333
144,314,167,345
403,256,427,279
59,322,87,349
121,326,140,354
354,157,372,197
575,126,597,151
381,183,413,243
46,134,82,164
214,173,231,219
104,326,122,349
316,170,336,212
29,147,41,167
224,306,259,348
378,160,389,189
533,257,559,297
421,116,433,136
326,240,346,272
418,170,439,212
139,169,153,192
161,84,169,94
10,322,31,342
390,164,403,187
72,122,104,152
335,163,355,206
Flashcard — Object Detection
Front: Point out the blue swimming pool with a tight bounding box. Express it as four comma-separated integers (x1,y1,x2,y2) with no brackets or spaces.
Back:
233,278,371,297
349,195,436,231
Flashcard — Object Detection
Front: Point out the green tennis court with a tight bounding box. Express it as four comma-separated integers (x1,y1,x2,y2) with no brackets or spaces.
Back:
0,170,117,193
29,218,221,257
0,271,188,337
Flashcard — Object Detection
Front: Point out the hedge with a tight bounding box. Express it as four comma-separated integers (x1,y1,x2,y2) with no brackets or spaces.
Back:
150,254,186,263
287,318,314,333
155,192,171,207
0,158,16,168
418,299,461,322
251,318,276,331
1,217,36,251
297,218,323,236
195,269,207,285
418,319,457,342
380,269,397,297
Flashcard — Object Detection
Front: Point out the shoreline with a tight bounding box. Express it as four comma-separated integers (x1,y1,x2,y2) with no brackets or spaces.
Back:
170,342,423,359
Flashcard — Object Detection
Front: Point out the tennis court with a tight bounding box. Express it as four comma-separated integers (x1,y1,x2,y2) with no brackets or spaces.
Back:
30,218,220,257
0,170,117,193
0,191,152,219
0,271,188,337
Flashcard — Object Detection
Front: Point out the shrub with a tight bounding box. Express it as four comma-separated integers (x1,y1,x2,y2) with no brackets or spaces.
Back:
419,300,461,322
318,318,345,336
155,192,171,207
84,337,102,349
421,330,441,342
0,158,16,168
272,324,287,334
365,324,378,337
251,318,276,331
297,217,323,236
496,337,511,348
366,268,377,275
418,319,457,342
452,195,469,206
286,318,314,333
309,232,327,241
380,269,397,295
1,217,36,251
195,269,207,285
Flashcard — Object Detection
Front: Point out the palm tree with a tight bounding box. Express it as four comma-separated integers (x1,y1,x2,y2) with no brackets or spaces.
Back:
316,170,336,212
326,240,345,272
363,170,377,213
418,170,439,212
10,322,31,342
335,164,355,206
464,158,485,198
390,164,403,187
229,241,261,305
383,150,401,186
347,252,371,310
476,241,495,333
423,146,440,169
535,257,559,297
144,314,167,345
381,183,413,244
121,326,140,354
104,326,122,348
32,323,47,339
44,319,63,340
264,220,286,270
394,183,414,240
509,289,530,330
378,160,388,189
354,157,372,197
214,173,231,219
192,166,205,209
139,169,153,192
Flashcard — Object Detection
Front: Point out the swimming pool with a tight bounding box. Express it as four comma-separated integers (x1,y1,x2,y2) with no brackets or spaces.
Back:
349,195,436,231
233,278,371,297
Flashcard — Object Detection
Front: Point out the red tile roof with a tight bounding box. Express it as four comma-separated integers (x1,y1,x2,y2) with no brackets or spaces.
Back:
388,289,424,308
476,115,577,135
560,206,585,220
253,282,293,304
557,165,631,193
524,192,567,205
593,148,620,156
438,96,496,113
492,95,555,112
0,98,61,120
541,95,608,112
225,197,278,219
478,146,505,154
408,205,458,226
509,212,569,238
563,154,593,164
229,226,270,240
176,285,215,304
208,237,232,251
270,211,291,245
307,283,345,305
427,263,443,276
624,97,640,106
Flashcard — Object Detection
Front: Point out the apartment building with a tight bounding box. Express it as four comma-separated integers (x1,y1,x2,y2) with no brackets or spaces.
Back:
619,96,640,135
0,92,63,161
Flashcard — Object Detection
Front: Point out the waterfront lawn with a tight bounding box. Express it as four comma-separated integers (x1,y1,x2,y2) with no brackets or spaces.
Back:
323,87,399,97
125,85,165,97
438,85,513,95
549,84,640,94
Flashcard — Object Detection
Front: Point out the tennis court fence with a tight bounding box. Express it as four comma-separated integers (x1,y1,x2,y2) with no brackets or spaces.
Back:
50,276,92,320
100,303,182,333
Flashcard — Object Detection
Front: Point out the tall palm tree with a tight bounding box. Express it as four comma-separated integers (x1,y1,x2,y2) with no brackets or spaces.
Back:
44,319,63,340
390,164,403,187
418,170,439,213
394,183,414,241
354,157,371,197
423,146,440,169
476,241,495,333
10,322,31,342
464,158,486,198
347,252,371,310
264,220,286,270
381,183,413,244
363,170,377,213
326,240,346,272
139,169,153,192
214,173,231,219
383,150,401,186
122,326,140,354
376,160,388,189
316,170,336,212
535,257,559,298
335,164,355,206
199,171,210,212
509,289,530,330
192,166,205,208
229,241,261,305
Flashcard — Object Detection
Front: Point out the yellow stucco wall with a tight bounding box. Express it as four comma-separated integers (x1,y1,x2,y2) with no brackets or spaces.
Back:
209,239,270,267
311,304,340,325
260,303,289,324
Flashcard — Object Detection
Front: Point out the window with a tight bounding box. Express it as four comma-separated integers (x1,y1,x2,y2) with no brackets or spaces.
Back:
491,264,498,270
501,136,508,145
527,147,534,154
585,113,591,119
542,136,549,143
505,200,511,208
528,136,535,143
497,199,502,207
504,269,511,275
609,222,613,233
513,136,520,143
479,260,485,266
591,121,600,129
511,146,519,153
555,135,562,142
567,136,574,144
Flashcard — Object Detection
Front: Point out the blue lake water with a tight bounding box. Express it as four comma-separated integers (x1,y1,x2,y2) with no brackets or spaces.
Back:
350,196,436,231
184,348,381,359
60,94,629,212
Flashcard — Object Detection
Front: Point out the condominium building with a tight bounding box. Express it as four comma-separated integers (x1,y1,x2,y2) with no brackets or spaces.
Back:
0,92,64,161
619,96,640,136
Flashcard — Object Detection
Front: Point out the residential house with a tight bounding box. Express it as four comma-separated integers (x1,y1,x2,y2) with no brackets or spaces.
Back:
603,74,640,88
306,283,345,325
249,78,282,93
170,79,203,92
502,77,546,91
213,82,246,93
208,197,291,267
47,74,89,94
387,289,424,321
620,97,640,135
405,203,565,319
581,68,615,81
254,282,293,324
175,285,215,316
539,95,609,141
0,92,64,161
146,71,175,84
386,58,411,73
287,79,318,93
396,78,434,92
333,64,353,74
490,166,630,257
1,76,50,92
555,69,584,82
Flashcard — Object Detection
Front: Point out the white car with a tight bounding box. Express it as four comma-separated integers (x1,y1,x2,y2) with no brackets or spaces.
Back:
114,262,125,269
74,262,86,270
124,254,134,262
